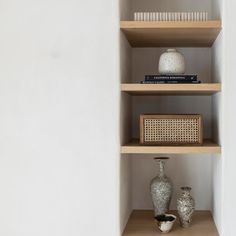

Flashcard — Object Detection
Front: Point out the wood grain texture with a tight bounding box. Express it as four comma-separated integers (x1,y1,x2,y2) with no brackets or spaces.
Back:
123,210,219,236
120,21,221,47
121,139,221,154
121,83,221,95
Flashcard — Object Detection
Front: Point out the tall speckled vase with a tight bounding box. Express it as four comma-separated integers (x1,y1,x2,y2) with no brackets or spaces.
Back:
150,157,173,216
177,187,195,228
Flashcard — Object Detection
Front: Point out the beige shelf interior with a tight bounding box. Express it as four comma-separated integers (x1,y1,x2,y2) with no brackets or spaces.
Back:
121,139,221,154
120,21,221,47
121,83,221,95
123,210,218,236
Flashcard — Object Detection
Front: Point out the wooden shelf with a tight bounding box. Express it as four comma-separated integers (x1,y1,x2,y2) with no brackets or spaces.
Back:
121,83,221,95
123,210,218,236
121,139,221,154
120,21,221,47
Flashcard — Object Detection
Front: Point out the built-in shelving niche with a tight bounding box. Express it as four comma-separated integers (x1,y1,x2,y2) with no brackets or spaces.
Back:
119,0,222,235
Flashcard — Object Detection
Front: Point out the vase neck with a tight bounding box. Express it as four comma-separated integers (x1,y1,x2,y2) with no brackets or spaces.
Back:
154,157,169,177
159,160,165,177
181,187,192,197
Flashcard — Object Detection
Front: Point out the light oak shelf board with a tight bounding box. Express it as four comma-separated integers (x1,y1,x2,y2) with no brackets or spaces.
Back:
121,83,221,95
121,139,221,154
120,21,221,47
123,210,218,236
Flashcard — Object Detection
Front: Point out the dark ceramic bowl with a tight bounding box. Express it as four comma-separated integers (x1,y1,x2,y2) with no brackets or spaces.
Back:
155,214,177,233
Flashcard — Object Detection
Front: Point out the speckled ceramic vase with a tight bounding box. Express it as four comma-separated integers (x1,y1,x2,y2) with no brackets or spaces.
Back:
150,157,173,216
177,187,195,228
158,49,185,74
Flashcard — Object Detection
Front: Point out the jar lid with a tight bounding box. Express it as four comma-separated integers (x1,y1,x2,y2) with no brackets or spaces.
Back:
167,49,177,52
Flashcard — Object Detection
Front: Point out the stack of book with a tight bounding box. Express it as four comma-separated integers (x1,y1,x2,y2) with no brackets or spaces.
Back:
141,75,201,84
134,12,209,22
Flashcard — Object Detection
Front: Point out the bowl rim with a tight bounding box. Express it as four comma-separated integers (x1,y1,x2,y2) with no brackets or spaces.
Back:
155,214,177,222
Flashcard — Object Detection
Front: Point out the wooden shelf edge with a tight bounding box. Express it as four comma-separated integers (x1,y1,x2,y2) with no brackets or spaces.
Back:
121,139,221,154
120,20,222,29
123,210,219,236
120,20,221,47
121,83,221,95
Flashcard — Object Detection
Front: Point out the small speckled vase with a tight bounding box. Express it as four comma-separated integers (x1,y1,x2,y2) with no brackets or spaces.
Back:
177,187,195,228
150,157,173,216
158,49,186,74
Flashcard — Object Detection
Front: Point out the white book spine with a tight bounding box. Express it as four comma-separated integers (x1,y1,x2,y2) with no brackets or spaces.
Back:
202,12,206,21
153,12,156,21
141,12,143,21
138,12,140,21
196,12,199,21
133,11,209,22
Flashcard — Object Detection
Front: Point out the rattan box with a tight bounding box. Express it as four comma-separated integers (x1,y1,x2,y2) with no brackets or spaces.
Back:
140,114,203,145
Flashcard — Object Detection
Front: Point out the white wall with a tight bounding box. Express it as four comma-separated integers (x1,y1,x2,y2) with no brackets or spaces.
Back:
3,0,236,235
222,0,236,235
211,0,223,234
212,32,223,236
0,1,120,236
119,0,132,234
119,22,132,236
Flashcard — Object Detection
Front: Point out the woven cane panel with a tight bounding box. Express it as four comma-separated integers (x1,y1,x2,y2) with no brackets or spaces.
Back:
144,118,201,143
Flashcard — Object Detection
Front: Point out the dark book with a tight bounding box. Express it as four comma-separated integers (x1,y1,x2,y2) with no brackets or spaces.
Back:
141,80,201,84
144,75,197,81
